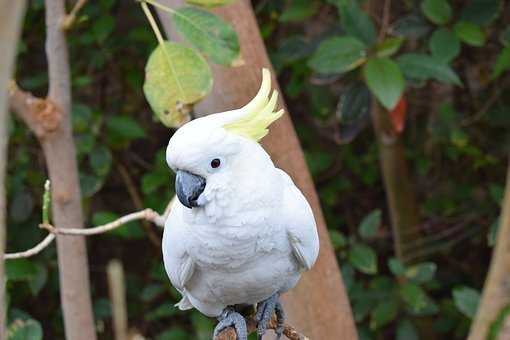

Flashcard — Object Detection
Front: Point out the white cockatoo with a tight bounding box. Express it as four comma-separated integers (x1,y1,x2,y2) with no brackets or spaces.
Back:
163,68,319,340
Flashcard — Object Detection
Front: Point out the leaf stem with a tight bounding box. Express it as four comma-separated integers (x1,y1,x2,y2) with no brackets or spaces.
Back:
42,179,51,224
140,1,166,47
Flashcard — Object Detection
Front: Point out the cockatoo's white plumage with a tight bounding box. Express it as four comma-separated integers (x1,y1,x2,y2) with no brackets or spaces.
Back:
162,69,319,321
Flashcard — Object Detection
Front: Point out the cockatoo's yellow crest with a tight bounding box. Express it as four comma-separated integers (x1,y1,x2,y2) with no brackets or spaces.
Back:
223,68,284,142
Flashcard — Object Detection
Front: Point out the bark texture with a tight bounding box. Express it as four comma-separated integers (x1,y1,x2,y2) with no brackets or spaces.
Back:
0,1,27,337
157,1,357,338
370,100,421,263
41,1,96,338
468,161,510,340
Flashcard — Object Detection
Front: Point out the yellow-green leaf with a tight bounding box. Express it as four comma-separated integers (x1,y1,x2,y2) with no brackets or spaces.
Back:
454,21,486,47
376,37,404,58
172,7,241,66
143,41,212,128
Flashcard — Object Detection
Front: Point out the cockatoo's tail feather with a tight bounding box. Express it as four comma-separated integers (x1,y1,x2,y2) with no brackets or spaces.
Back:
223,68,284,142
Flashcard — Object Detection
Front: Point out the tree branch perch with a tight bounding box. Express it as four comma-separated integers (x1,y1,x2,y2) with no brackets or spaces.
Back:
215,315,308,340
3,208,166,260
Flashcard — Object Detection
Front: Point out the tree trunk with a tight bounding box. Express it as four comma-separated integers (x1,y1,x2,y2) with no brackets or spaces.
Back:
0,1,27,337
42,1,97,338
468,159,510,340
157,1,357,338
370,100,421,263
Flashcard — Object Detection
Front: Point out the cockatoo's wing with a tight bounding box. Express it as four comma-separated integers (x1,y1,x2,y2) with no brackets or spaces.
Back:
278,169,320,270
162,200,196,309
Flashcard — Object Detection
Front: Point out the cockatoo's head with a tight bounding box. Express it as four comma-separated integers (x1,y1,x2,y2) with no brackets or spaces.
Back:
166,69,284,210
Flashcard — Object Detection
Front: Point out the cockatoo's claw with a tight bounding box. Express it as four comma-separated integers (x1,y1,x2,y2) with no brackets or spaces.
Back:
214,307,247,340
274,301,285,339
255,293,284,340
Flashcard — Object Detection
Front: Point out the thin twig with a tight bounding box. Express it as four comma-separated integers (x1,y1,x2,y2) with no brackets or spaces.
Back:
116,162,161,247
61,0,87,30
41,208,164,235
4,234,56,260
461,77,509,126
378,0,391,42
4,207,167,259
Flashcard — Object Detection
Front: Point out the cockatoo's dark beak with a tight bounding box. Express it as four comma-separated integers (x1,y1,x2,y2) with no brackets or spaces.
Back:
175,170,206,209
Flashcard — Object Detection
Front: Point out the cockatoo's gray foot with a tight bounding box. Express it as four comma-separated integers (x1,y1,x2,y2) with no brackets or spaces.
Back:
256,293,285,339
213,307,247,340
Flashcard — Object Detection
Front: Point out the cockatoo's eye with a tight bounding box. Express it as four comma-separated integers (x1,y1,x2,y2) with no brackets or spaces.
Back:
210,158,221,169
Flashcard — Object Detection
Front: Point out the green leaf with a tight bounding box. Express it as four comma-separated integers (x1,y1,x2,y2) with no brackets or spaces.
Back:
388,257,406,276
400,282,429,313
93,299,112,320
72,104,93,133
106,116,145,140
429,28,460,63
141,284,165,302
337,82,371,143
405,262,437,283
141,172,167,194
459,0,501,26
308,36,366,74
28,264,47,296
9,188,34,223
454,22,486,47
185,0,235,7
173,7,240,66
363,57,404,110
491,45,510,80
370,300,398,329
7,318,43,340
192,311,216,340
375,37,404,58
453,286,480,318
488,217,499,247
79,173,104,198
501,26,510,46
335,1,377,45
5,259,37,282
397,53,462,86
279,0,318,23
156,328,190,340
488,305,510,340
144,41,212,127
396,319,419,340
329,230,347,249
92,15,115,44
348,244,378,274
393,14,431,39
421,0,452,25
76,133,95,155
358,209,381,239
89,146,112,177
275,36,313,64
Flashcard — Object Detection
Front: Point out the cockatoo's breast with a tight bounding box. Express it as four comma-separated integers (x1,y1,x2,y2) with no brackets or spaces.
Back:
186,207,281,269
183,207,299,307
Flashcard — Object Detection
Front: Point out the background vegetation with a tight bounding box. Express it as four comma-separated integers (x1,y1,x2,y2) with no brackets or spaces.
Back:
4,0,510,339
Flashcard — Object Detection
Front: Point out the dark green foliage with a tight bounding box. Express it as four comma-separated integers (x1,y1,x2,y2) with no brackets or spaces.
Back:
6,0,510,339
262,0,509,338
